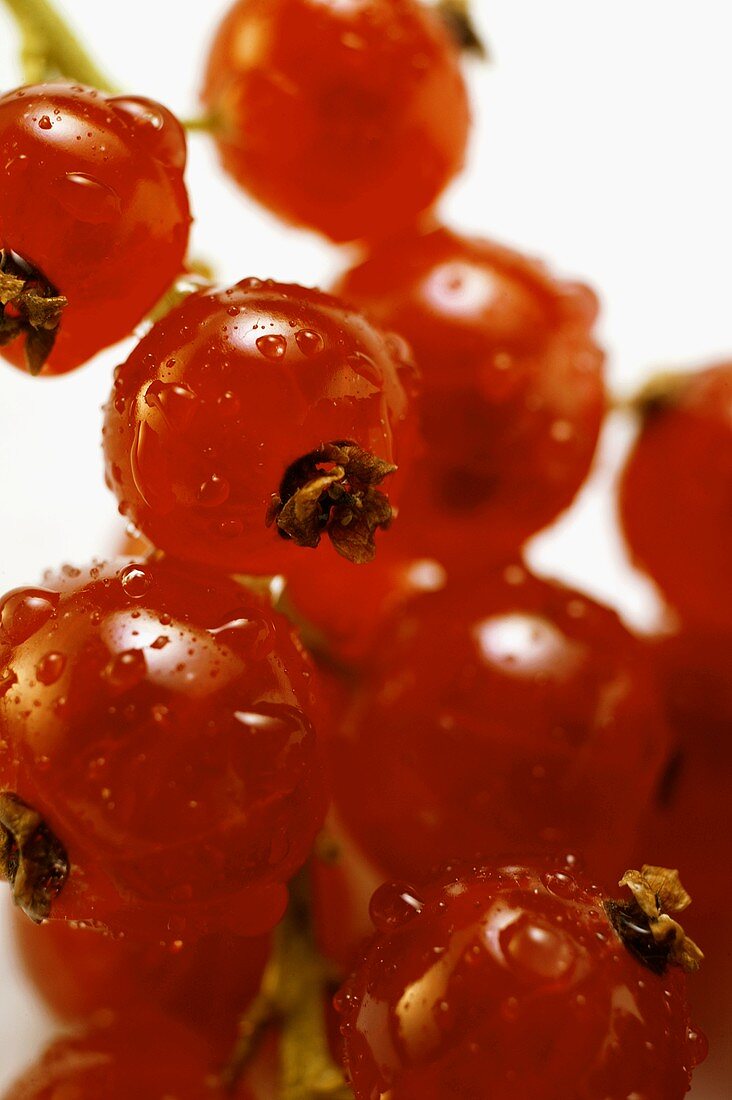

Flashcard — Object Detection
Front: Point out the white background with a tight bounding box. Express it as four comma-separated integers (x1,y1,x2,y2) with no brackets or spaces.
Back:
0,1,730,1094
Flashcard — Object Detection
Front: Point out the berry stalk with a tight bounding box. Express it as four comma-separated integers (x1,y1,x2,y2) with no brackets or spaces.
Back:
1,0,116,91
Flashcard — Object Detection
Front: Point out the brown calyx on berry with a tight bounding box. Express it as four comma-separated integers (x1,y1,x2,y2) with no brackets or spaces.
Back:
438,0,488,58
605,864,704,975
0,792,69,922
268,442,397,565
0,250,67,375
629,371,691,418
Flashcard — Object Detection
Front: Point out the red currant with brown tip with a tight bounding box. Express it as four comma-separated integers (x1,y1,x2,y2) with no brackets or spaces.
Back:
4,1014,253,1099
337,863,706,1099
0,557,324,941
0,83,191,375
103,280,417,573
335,226,605,563
619,363,732,632
12,909,270,1055
201,0,470,243
327,569,670,885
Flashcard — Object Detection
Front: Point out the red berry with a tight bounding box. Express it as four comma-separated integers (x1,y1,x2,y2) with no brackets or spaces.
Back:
103,280,417,573
12,909,270,1054
327,568,669,885
201,0,469,243
337,863,706,1099
4,1014,252,1099
0,84,191,376
0,558,324,940
619,363,732,631
335,226,605,564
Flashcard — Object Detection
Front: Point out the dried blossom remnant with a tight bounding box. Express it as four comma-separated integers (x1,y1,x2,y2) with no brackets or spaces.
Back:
0,791,69,923
438,0,487,58
0,250,67,375
607,864,704,975
270,442,397,565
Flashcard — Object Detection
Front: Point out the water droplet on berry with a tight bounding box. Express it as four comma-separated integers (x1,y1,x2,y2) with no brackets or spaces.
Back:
501,916,578,982
542,871,579,900
211,612,273,658
256,334,287,360
295,329,324,357
119,564,153,599
38,114,52,130
104,649,147,690
369,882,425,932
0,669,18,698
686,1026,709,1067
196,475,230,507
52,173,122,224
0,589,59,645
144,379,198,431
109,96,187,169
347,352,382,389
36,652,66,686
239,277,263,291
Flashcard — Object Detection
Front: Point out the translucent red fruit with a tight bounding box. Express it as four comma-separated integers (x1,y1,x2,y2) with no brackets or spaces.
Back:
327,568,670,886
103,280,417,573
619,363,732,631
335,226,605,563
12,909,270,1055
0,558,324,940
201,0,469,243
4,1014,253,1099
0,84,190,376
337,864,706,1100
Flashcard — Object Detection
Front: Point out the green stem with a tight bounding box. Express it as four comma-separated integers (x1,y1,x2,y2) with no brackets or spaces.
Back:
1,0,117,91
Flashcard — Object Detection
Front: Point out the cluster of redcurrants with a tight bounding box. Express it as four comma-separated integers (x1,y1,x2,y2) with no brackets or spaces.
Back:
0,0,729,1097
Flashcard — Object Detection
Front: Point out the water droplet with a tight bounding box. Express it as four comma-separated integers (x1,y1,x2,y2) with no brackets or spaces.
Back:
217,391,240,417
347,352,382,388
256,334,287,360
104,649,147,690
369,882,425,932
196,475,230,507
0,669,18,699
239,277,262,291
38,115,52,130
119,564,153,599
501,916,578,982
52,173,122,224
36,652,66,686
211,611,273,657
144,379,198,431
542,872,579,900
295,329,324,357
0,589,59,645
686,1026,709,1068
150,635,170,650
109,96,187,169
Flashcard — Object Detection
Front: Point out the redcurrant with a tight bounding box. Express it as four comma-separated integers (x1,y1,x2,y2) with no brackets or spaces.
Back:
619,363,732,631
0,557,324,940
103,280,417,572
327,568,670,886
4,1014,253,1099
335,225,605,564
337,863,706,1099
201,0,470,243
0,84,191,375
12,909,270,1055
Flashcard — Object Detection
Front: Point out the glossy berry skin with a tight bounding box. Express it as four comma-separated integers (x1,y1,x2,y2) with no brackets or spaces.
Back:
12,909,270,1054
201,0,469,243
337,865,706,1099
335,226,605,563
4,1015,253,1099
0,558,324,940
619,364,732,631
0,84,191,375
103,280,416,574
328,569,669,886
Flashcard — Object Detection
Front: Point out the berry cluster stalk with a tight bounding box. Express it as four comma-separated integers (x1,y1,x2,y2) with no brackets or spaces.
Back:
1,0,116,91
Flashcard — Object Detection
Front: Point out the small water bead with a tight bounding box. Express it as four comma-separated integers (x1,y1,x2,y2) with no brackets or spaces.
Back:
196,475,230,507
104,649,147,690
38,115,52,130
0,589,60,645
369,882,425,932
239,277,263,291
109,96,187,170
144,380,198,432
295,329,324,357
542,871,580,900
210,611,273,658
36,652,67,686
119,565,154,599
501,915,579,983
347,352,382,389
256,333,287,360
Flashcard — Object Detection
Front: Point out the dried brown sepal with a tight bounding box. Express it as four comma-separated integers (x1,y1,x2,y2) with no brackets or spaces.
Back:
0,791,69,923
606,864,704,975
438,0,488,58
630,370,692,418
270,442,397,565
0,250,67,375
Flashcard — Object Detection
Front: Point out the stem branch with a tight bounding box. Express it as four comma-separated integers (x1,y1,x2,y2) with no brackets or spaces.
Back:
1,0,117,91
